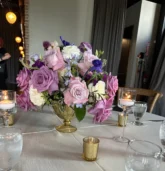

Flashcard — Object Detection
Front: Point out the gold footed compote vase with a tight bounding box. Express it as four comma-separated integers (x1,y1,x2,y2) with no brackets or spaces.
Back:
52,102,77,133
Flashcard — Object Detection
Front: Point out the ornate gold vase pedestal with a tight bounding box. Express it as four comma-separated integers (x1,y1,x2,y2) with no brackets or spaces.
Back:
52,103,77,133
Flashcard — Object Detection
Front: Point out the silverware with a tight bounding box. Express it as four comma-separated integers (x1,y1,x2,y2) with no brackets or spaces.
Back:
146,120,164,122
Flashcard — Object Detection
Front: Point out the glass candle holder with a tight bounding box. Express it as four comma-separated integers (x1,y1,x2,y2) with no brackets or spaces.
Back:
0,90,16,126
83,137,100,161
118,113,128,127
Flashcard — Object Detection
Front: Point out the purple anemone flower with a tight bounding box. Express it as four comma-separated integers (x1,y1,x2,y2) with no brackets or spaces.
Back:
32,59,45,68
90,59,102,73
60,36,72,46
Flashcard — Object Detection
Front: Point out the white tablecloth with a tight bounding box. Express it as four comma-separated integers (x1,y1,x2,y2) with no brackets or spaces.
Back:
13,106,165,171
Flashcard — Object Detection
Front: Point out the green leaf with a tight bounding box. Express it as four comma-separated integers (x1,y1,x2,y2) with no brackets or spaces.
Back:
95,49,99,57
74,105,86,122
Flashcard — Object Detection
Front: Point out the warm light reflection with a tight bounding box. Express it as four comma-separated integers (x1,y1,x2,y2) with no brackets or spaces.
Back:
15,37,22,43
122,38,129,44
20,51,24,55
2,91,8,100
124,93,131,99
6,12,17,24
19,46,23,51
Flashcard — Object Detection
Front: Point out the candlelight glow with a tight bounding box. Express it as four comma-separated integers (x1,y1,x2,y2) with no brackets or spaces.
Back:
20,51,24,55
124,93,131,99
6,12,17,24
2,91,8,100
19,46,23,51
15,37,22,43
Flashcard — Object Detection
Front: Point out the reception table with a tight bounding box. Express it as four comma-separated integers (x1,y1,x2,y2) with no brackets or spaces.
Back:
13,106,165,171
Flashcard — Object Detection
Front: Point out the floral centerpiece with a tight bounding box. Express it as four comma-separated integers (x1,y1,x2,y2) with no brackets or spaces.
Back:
16,36,118,131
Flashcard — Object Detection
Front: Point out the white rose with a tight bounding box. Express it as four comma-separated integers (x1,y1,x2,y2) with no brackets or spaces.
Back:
29,86,45,106
88,81,106,100
62,45,80,60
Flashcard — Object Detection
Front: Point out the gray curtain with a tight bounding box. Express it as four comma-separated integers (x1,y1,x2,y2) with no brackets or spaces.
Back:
91,0,127,75
150,34,165,116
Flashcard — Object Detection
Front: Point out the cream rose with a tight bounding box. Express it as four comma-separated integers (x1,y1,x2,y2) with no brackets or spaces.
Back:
29,86,45,106
88,81,106,100
62,45,80,60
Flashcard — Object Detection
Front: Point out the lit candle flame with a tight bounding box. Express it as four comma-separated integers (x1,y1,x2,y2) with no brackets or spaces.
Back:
2,91,9,100
124,93,131,99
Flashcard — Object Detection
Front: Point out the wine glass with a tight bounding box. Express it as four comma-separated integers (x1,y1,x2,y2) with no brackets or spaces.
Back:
114,88,136,143
0,90,16,126
159,120,165,161
131,101,147,126
125,140,162,171
0,127,23,170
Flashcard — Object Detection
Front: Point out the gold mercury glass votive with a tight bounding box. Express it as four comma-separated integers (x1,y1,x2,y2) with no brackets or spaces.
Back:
118,113,128,127
8,114,14,126
83,137,100,161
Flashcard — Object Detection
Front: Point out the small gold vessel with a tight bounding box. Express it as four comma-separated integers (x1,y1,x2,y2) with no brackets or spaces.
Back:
83,137,100,161
118,113,128,127
52,102,77,133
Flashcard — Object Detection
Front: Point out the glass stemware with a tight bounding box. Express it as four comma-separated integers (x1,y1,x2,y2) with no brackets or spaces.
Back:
131,101,147,126
159,120,165,161
125,140,162,171
0,127,23,171
114,88,136,143
0,90,16,126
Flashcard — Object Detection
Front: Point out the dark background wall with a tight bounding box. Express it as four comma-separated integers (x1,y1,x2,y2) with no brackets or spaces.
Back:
0,8,21,90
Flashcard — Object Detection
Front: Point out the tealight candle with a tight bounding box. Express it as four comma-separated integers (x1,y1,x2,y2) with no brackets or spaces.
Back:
119,99,134,107
0,100,15,110
83,137,100,161
118,113,128,127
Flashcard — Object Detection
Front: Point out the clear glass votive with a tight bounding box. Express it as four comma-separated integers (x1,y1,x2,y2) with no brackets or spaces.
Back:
83,137,100,161
125,140,162,171
0,127,23,170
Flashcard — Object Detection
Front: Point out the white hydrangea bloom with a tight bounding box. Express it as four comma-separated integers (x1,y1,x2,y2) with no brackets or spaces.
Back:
62,45,80,60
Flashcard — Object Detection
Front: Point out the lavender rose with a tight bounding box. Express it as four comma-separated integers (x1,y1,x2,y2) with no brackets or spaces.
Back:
48,71,59,94
64,77,89,106
88,98,113,123
44,48,65,71
17,90,36,111
16,68,31,91
78,42,92,53
31,66,59,93
107,73,118,96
